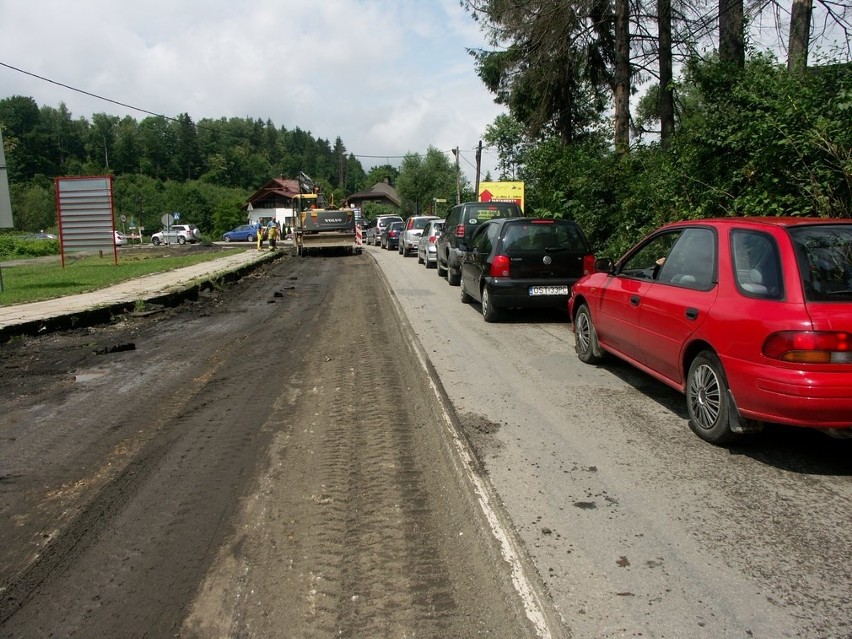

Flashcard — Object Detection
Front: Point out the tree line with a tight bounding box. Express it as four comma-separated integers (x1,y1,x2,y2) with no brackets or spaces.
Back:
0,96,371,236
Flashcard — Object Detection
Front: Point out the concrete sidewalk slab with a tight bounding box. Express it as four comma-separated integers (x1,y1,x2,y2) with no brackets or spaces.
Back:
0,248,280,341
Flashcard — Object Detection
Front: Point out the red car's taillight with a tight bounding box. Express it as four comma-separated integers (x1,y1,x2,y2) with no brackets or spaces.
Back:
763,331,852,364
428,235,438,244
490,255,511,278
454,224,465,238
582,254,596,276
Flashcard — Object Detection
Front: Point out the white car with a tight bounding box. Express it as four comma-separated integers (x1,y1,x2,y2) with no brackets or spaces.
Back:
151,224,202,246
114,230,128,246
416,219,444,267
399,215,440,256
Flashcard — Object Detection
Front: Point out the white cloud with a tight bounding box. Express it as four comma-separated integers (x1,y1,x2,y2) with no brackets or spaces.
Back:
0,0,504,181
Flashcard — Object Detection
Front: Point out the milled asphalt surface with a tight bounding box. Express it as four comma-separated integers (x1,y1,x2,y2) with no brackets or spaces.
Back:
0,246,282,342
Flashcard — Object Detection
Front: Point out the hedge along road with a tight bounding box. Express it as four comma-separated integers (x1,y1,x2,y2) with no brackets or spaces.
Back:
368,243,852,638
0,251,548,638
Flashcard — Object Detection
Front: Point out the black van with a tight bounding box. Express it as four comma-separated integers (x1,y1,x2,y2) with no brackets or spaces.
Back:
436,201,523,285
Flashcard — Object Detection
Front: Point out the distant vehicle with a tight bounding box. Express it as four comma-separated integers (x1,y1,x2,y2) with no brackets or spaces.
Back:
568,217,852,445
114,230,127,246
417,220,444,268
368,215,403,246
382,221,404,250
18,232,57,240
459,218,594,322
399,215,441,257
222,224,257,242
437,201,523,284
151,224,202,246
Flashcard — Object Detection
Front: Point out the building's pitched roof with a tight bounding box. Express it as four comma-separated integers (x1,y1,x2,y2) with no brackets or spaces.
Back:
344,180,401,208
245,178,301,208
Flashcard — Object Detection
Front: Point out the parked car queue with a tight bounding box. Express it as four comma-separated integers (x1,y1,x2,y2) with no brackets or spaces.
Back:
366,207,852,447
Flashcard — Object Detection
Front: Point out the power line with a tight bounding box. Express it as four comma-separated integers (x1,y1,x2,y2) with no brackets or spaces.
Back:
0,61,170,121
0,60,490,168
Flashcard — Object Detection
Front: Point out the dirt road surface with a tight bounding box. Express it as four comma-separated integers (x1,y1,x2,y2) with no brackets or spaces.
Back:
0,252,546,638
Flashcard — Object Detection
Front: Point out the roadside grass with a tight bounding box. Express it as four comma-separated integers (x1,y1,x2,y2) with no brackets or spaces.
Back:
0,248,245,306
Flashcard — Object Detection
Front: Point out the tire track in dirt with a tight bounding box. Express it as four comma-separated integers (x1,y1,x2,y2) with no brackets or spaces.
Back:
183,256,542,638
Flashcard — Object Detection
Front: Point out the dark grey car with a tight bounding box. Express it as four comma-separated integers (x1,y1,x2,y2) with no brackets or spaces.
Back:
459,218,594,322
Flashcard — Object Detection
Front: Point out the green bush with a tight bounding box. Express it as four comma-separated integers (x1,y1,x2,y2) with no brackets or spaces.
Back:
0,235,60,259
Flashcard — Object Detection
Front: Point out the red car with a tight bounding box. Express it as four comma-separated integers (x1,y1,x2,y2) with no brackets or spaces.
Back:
568,217,852,444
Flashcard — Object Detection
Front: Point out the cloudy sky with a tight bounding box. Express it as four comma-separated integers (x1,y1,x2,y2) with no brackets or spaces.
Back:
0,0,506,182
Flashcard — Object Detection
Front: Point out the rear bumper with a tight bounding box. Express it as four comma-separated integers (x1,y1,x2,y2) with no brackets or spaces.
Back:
724,358,852,429
486,278,574,310
298,232,356,250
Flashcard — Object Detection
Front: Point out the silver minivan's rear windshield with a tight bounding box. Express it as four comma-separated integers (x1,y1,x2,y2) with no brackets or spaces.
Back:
789,225,852,302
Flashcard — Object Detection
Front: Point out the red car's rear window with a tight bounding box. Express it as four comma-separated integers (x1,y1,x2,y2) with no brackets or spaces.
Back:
789,225,852,302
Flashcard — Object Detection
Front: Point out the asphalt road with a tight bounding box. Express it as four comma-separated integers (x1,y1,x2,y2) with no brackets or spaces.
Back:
368,243,852,639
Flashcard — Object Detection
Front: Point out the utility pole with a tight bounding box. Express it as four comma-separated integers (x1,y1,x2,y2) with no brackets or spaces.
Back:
452,147,460,204
474,140,482,201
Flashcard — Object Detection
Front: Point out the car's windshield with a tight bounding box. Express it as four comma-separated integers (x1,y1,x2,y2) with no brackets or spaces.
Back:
790,225,852,302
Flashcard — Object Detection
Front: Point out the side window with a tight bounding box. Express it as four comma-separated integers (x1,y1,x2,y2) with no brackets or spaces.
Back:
471,223,494,253
621,231,682,281
731,230,784,299
656,228,716,290
446,207,460,228
486,222,501,247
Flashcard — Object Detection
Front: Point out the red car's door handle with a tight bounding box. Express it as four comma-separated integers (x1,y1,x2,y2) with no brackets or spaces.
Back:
630,295,640,306
685,307,699,320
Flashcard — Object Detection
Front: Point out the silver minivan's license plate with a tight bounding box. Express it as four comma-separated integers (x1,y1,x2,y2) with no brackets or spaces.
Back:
529,285,569,296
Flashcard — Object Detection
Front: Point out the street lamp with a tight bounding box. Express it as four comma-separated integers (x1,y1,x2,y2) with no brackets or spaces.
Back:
433,198,447,216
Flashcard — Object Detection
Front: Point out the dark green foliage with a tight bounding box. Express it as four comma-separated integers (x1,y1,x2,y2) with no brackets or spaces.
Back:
362,202,400,222
7,177,56,232
464,0,614,143
0,234,60,259
395,147,460,216
672,56,851,218
110,174,250,238
361,165,399,191
511,56,851,259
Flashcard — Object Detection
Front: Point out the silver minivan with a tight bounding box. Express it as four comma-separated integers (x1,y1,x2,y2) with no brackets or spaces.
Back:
368,215,403,246
399,215,440,256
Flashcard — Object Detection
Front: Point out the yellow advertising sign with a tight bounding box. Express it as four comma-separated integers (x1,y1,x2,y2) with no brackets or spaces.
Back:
478,181,525,212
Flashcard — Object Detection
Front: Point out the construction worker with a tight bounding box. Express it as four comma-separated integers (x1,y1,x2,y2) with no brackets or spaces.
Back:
267,220,279,249
256,220,266,251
